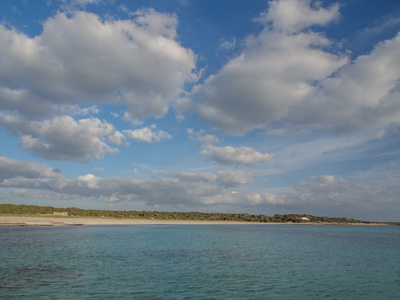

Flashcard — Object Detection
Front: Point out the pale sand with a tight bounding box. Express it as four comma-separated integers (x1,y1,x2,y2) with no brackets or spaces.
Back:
0,216,261,226
0,216,389,226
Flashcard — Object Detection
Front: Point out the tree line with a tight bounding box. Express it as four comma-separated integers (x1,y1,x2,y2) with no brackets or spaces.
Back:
0,203,392,224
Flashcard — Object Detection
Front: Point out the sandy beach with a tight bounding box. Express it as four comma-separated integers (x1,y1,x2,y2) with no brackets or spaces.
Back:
0,216,391,226
0,215,262,226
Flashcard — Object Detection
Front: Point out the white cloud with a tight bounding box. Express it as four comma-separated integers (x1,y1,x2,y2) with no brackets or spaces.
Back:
1,156,399,220
0,156,60,182
200,145,274,166
153,170,217,183
133,8,179,39
356,16,400,42
108,131,129,147
154,169,255,188
0,170,226,206
74,106,100,116
0,156,255,208
123,125,172,143
187,129,219,145
193,1,347,135
59,0,102,11
239,162,400,221
0,114,118,162
220,38,236,50
71,0,101,5
290,32,400,134
191,0,400,137
188,129,274,166
262,0,340,33
0,9,196,121
282,173,399,220
262,134,368,176
216,170,255,187
11,189,78,200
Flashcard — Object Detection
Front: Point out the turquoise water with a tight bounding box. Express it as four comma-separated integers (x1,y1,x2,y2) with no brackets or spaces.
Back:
1,224,399,299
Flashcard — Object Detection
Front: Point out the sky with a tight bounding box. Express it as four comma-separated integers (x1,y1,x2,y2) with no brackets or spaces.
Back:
0,0,400,222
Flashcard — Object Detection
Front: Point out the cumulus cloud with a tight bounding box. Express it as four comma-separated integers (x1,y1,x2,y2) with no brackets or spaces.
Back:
0,168,240,207
280,173,400,220
188,129,273,166
0,9,196,121
289,33,400,134
0,156,60,182
123,125,172,143
262,0,340,33
2,156,399,220
234,164,400,221
108,131,129,147
187,129,219,145
0,8,196,161
191,0,400,136
193,12,347,134
0,114,118,162
200,145,274,166
0,156,255,208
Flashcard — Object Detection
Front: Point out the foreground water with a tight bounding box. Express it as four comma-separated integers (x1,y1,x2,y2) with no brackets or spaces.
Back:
1,224,399,299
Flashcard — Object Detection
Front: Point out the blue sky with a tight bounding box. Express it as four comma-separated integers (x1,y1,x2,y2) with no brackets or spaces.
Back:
1,0,400,221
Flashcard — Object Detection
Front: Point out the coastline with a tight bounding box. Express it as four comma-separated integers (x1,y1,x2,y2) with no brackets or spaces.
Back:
0,215,392,226
0,215,262,226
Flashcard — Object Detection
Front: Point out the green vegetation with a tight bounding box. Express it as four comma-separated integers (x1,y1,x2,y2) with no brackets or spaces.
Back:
1,203,396,224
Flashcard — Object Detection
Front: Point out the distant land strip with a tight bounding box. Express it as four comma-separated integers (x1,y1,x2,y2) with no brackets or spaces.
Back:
0,204,398,226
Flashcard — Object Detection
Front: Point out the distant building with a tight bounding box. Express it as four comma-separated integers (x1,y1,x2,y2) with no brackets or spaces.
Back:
53,212,68,216
300,217,310,221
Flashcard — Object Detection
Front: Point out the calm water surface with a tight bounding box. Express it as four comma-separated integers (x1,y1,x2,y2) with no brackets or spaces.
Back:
1,224,399,299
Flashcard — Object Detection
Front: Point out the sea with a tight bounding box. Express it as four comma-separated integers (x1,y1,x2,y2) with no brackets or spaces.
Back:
0,224,399,299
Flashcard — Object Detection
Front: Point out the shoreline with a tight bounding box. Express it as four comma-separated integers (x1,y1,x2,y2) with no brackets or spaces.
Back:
0,215,392,226
0,215,263,226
